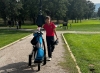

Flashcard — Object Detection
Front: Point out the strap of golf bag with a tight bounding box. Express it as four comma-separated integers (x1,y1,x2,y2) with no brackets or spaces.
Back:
42,38,46,58
42,38,46,65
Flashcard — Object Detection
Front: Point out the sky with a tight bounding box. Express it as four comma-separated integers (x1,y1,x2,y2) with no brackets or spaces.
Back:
89,0,100,3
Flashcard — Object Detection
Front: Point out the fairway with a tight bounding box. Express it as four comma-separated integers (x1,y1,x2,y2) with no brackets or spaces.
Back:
22,24,37,29
64,33,100,73
0,29,31,48
57,20,100,31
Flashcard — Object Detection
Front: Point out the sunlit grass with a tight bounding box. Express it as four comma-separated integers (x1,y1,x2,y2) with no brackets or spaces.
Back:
21,24,37,29
0,29,31,48
64,33,100,73
57,20,100,31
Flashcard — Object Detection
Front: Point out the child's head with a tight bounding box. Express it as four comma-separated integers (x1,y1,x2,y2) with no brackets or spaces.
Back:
45,16,51,24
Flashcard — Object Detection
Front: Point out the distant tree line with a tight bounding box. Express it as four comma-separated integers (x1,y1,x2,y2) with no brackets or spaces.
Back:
0,0,95,25
97,7,100,19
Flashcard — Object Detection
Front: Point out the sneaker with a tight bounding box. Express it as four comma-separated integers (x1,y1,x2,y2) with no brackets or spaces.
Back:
48,58,51,61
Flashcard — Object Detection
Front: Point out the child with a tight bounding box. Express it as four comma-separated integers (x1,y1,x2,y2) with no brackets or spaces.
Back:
43,16,58,61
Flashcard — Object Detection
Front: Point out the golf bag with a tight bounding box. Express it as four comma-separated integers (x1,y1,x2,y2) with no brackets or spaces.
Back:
28,31,46,71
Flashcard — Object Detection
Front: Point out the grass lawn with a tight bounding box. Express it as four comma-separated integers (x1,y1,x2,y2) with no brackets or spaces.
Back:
1,20,100,31
60,44,78,73
22,20,100,31
0,29,31,48
57,20,100,31
64,33,100,73
21,24,38,29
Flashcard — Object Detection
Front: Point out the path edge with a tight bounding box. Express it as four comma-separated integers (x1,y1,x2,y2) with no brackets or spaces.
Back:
0,33,32,51
62,33,82,73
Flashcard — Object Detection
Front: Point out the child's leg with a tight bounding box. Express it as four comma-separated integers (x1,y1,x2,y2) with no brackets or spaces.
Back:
51,36,55,52
46,36,52,58
51,45,55,52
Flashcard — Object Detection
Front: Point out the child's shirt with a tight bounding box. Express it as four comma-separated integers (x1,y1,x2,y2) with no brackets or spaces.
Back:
43,22,56,36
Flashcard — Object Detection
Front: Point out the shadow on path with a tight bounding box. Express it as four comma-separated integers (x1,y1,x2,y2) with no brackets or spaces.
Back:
0,62,39,73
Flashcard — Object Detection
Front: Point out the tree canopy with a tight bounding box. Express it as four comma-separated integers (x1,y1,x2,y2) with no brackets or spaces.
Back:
97,7,100,19
0,0,95,24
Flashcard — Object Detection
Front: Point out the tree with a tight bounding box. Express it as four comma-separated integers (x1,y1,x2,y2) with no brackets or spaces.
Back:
28,0,39,24
19,0,39,24
0,0,8,25
7,0,22,22
84,1,95,19
0,0,96,25
76,0,87,22
97,7,100,19
42,0,68,23
68,0,89,23
0,0,23,25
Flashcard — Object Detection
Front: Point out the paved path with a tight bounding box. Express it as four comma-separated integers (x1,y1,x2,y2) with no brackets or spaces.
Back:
0,31,67,73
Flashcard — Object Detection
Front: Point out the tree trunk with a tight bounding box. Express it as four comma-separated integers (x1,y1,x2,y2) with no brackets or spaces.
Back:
77,19,78,23
33,17,36,25
72,20,73,23
22,19,24,24
75,19,76,23
57,17,59,24
80,18,81,23
4,19,7,26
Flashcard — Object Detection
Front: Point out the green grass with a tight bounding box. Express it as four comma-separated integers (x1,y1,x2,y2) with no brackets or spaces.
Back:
21,24,38,29
64,33,100,73
57,20,100,31
1,20,100,31
60,44,78,73
0,29,31,48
